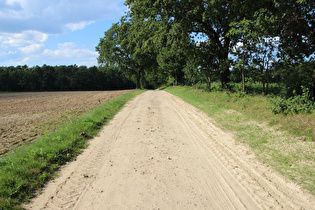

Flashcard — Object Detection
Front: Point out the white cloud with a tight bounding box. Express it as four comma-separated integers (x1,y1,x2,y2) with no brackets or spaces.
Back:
8,50,18,55
0,0,125,34
2,42,97,67
43,46,98,61
21,57,30,63
19,43,44,54
1,30,48,47
57,42,77,49
0,0,22,11
0,1,125,67
66,21,95,31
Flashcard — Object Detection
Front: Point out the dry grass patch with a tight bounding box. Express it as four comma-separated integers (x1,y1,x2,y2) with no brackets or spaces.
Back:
166,86,315,195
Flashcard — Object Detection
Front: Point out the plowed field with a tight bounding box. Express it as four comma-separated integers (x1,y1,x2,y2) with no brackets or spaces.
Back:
0,90,132,156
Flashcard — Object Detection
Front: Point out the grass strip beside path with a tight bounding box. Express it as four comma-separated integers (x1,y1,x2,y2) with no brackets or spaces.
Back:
165,86,315,196
0,89,145,209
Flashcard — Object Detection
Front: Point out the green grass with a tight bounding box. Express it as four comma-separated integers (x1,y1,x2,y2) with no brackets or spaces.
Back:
0,89,145,209
165,86,315,195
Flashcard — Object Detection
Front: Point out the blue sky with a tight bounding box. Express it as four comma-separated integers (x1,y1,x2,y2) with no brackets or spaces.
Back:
0,0,127,67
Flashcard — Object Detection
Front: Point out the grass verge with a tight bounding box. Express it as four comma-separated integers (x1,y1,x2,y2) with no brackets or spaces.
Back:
165,86,315,195
0,89,145,209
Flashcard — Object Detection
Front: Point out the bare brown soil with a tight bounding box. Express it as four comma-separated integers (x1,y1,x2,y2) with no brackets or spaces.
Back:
26,90,314,209
0,90,132,156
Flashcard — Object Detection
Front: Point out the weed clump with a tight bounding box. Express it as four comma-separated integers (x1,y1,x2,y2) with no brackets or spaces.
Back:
271,86,315,115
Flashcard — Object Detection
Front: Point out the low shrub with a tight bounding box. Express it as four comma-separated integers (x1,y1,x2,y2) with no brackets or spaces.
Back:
271,86,315,114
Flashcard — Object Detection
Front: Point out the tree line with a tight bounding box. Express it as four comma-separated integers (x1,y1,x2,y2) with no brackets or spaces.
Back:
0,65,135,91
96,0,314,98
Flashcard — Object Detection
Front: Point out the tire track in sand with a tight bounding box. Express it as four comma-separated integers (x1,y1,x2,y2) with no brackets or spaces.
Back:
26,90,315,209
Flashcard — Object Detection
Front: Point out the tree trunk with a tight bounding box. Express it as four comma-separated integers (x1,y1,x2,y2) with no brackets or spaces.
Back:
207,76,211,90
262,81,266,96
261,64,266,96
136,70,141,89
265,65,269,95
242,68,245,93
219,52,230,89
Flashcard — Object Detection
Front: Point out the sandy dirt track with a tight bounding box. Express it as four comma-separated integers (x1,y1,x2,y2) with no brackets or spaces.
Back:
26,90,315,209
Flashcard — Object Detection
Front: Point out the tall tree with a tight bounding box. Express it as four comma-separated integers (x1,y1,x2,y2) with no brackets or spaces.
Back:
268,0,314,96
125,0,269,88
41,65,56,91
55,65,76,90
96,16,158,89
195,39,221,89
229,9,279,95
156,22,190,86
276,0,314,62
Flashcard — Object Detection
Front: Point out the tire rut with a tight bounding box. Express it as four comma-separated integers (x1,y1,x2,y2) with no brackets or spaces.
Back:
166,92,314,209
37,96,141,209
26,90,315,210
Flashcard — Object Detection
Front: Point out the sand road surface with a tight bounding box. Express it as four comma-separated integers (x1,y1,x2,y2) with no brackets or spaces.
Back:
26,90,315,209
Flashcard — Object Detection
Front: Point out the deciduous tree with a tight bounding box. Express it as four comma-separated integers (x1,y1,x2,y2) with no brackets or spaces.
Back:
96,16,158,89
125,0,270,88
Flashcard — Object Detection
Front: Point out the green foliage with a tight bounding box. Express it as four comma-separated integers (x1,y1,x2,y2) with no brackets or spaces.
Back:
272,86,315,114
0,90,145,209
96,15,159,89
276,0,315,61
0,65,135,91
277,60,315,99
122,0,314,94
125,0,272,87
